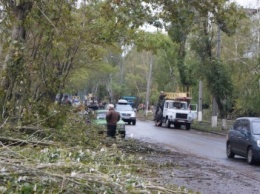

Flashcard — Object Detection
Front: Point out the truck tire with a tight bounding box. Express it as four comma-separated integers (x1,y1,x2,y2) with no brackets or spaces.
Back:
166,119,171,128
185,123,191,130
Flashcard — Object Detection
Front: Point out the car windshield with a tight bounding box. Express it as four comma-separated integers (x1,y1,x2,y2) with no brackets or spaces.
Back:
116,104,133,111
252,121,260,134
96,112,106,119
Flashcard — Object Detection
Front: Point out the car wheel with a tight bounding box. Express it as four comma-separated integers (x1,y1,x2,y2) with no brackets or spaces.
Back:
128,121,131,125
165,119,171,128
226,143,235,158
185,123,190,130
247,147,255,165
132,121,136,125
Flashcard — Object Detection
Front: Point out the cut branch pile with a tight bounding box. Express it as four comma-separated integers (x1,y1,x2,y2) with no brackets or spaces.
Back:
0,121,194,193
0,139,185,193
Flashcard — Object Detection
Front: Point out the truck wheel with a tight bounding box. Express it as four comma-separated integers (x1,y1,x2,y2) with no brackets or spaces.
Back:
132,121,136,125
185,123,191,130
166,119,171,128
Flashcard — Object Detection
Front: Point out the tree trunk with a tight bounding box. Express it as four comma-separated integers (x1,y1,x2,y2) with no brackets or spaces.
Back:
1,1,33,119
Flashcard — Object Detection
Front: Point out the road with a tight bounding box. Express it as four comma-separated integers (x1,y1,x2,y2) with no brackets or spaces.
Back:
125,119,260,194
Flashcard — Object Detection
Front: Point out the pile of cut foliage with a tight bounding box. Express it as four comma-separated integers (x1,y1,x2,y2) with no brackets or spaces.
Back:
0,112,194,193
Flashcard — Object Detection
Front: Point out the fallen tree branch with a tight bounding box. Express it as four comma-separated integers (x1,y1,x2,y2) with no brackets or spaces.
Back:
0,136,55,146
146,185,179,193
16,126,45,134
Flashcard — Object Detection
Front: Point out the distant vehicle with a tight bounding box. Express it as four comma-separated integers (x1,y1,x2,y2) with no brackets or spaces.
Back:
122,96,137,107
154,92,197,130
84,93,99,110
55,93,72,105
72,96,81,108
88,101,99,110
93,109,126,138
116,99,136,125
226,117,260,165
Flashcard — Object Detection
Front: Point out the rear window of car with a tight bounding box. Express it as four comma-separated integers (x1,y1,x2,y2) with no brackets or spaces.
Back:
116,104,133,111
97,113,106,119
252,121,260,134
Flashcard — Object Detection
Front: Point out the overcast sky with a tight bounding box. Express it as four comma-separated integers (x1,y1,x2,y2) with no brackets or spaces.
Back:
232,0,259,8
77,0,259,8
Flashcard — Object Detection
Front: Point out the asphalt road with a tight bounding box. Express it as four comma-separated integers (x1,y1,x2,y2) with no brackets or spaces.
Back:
125,119,260,194
127,120,227,162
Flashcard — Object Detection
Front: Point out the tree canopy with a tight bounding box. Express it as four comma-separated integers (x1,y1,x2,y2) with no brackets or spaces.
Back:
0,0,259,126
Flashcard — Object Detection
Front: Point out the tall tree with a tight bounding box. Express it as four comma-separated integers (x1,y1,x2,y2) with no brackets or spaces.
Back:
1,0,33,119
0,0,155,125
153,0,243,128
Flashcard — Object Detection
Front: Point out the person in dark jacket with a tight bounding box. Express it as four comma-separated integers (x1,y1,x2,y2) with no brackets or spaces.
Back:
106,104,120,138
158,91,167,103
155,91,167,113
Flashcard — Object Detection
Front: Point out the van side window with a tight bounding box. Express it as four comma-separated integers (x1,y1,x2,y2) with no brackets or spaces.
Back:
241,119,250,134
233,120,241,131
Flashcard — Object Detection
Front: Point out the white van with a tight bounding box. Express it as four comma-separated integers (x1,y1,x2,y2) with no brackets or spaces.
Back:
116,99,136,125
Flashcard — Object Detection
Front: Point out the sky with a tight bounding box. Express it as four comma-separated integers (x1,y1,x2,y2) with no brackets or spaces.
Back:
77,0,259,9
139,0,260,33
232,0,259,8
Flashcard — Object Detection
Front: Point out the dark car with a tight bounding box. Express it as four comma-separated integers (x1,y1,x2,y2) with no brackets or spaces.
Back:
226,117,260,165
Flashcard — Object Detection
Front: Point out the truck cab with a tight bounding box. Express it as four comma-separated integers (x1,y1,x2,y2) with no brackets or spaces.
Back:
163,100,197,130
155,92,197,130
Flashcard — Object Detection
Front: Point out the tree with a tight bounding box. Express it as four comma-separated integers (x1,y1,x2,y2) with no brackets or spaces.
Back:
116,31,186,113
0,0,33,119
0,0,155,126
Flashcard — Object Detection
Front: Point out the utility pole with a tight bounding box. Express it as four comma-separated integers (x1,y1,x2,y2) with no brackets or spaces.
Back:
145,54,153,116
198,80,203,122
257,0,260,58
212,25,221,128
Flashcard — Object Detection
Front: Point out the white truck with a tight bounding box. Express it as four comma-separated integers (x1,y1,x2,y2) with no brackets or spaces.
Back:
154,92,197,130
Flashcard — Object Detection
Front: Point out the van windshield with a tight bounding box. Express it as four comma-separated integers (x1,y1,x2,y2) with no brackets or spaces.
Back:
116,104,133,111
252,121,260,134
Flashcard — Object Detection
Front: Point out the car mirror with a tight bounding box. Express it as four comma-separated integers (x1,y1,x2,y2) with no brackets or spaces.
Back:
241,129,250,137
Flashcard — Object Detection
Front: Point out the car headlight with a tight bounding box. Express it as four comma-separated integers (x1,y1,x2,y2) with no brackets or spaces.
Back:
257,140,260,148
